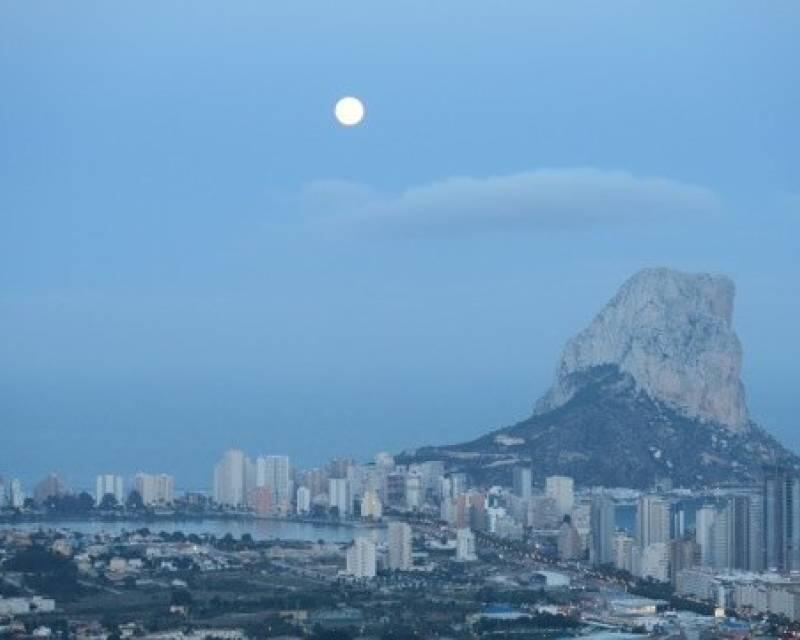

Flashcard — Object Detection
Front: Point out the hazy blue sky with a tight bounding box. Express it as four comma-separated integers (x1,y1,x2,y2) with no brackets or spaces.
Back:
1,2,798,489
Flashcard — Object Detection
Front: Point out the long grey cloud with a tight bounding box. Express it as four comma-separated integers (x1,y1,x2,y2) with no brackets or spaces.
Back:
298,168,721,234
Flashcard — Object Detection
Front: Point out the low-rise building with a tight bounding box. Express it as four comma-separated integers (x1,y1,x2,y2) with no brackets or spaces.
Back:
0,596,56,616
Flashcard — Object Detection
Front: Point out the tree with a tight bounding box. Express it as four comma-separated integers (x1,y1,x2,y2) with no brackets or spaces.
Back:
77,492,94,511
10,545,82,600
126,490,144,511
171,589,193,607
99,493,119,510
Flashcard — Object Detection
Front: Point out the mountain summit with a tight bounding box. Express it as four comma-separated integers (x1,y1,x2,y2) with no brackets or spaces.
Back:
536,268,749,432
407,268,796,489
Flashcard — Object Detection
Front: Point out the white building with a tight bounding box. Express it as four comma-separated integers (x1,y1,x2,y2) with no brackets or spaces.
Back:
346,536,376,578
329,478,349,516
456,528,477,562
614,533,636,573
675,569,719,601
639,542,670,582
411,461,445,503
405,472,422,511
361,489,383,520
9,478,25,508
513,467,532,500
95,474,124,505
636,495,671,548
256,455,291,511
545,476,574,517
590,494,616,565
676,569,800,621
296,486,311,515
213,449,249,507
375,452,395,469
388,522,413,570
133,473,174,505
0,596,56,616
442,473,467,501
710,504,732,570
695,504,717,566
529,494,561,529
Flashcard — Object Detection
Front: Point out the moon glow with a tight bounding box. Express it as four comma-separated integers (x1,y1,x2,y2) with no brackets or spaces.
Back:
334,96,365,127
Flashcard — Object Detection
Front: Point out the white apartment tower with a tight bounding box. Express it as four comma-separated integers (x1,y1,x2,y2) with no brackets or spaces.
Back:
636,495,672,548
256,455,291,511
133,473,175,505
329,478,349,516
695,504,718,566
95,474,124,505
213,449,249,507
405,473,422,511
456,528,477,561
361,489,383,520
9,479,25,508
346,536,377,578
296,486,311,515
388,521,413,570
513,467,533,500
545,475,575,517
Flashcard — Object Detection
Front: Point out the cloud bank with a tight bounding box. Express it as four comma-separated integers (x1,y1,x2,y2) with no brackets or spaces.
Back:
298,168,721,234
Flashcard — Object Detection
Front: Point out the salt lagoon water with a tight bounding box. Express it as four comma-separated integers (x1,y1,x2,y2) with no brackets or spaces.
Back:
0,518,384,543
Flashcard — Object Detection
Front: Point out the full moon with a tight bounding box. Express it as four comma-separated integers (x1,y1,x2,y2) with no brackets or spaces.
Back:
334,96,365,127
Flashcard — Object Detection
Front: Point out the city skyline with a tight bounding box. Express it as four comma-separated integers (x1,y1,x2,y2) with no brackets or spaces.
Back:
2,2,799,637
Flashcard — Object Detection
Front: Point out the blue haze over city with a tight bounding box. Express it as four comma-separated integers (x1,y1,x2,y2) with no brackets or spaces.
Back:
1,2,799,490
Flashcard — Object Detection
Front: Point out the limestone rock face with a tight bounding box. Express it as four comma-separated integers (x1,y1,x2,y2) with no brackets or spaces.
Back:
535,268,749,432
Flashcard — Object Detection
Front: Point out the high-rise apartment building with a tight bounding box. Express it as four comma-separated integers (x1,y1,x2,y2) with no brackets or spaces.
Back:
639,542,670,582
8,479,25,508
247,486,273,516
764,468,800,572
590,495,616,565
747,492,765,572
709,504,731,570
34,473,66,505
96,474,124,505
328,457,354,480
456,528,477,561
635,495,671,548
213,449,250,507
388,522,413,570
669,537,700,585
346,536,377,578
405,472,422,511
695,504,717,566
614,532,636,573
329,477,349,516
133,473,175,505
296,486,311,515
361,489,382,520
256,455,291,512
557,517,582,560
302,468,328,500
545,476,574,517
513,467,533,500
386,472,407,509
